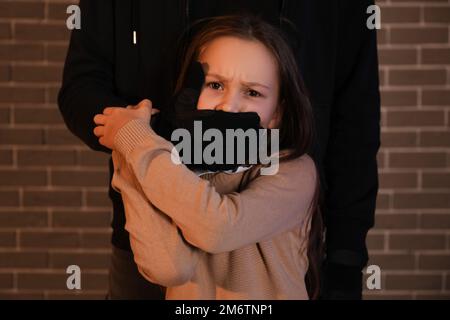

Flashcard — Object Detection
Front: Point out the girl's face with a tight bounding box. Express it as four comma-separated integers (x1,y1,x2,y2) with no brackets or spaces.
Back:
196,36,281,129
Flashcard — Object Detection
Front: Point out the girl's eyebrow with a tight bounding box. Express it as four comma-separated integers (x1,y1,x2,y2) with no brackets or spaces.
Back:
206,72,271,90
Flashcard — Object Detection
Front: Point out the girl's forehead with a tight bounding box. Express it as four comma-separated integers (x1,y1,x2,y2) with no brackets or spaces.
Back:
198,36,279,85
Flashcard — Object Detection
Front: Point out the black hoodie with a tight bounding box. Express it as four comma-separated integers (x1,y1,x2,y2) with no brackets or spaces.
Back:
58,0,380,298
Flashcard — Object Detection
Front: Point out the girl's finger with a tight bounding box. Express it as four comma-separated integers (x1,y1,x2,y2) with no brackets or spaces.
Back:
93,125,104,137
99,136,107,147
151,108,160,115
93,114,107,125
103,107,115,115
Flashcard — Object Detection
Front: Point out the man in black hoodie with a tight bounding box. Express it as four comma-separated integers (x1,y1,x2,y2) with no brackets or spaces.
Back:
58,0,380,300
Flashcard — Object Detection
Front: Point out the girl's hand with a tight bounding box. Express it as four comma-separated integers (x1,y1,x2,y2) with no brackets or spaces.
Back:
93,99,160,150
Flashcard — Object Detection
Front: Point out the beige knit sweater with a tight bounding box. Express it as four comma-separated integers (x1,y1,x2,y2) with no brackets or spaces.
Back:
110,119,317,300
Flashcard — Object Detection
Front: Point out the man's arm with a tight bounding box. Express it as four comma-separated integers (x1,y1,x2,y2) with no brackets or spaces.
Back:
322,0,381,299
58,0,128,154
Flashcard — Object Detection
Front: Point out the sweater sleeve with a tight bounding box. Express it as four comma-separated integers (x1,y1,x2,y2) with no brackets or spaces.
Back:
111,149,202,287
113,119,317,254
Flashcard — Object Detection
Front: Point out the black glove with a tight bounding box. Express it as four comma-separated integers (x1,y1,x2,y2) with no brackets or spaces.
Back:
319,261,363,300
150,61,268,172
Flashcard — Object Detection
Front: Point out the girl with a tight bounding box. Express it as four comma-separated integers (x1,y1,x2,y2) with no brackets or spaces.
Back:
93,15,323,300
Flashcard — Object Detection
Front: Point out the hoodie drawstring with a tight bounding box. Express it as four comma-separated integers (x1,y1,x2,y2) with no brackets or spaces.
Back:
131,0,139,45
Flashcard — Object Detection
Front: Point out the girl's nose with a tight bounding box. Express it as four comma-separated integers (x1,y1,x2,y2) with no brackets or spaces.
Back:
216,92,241,113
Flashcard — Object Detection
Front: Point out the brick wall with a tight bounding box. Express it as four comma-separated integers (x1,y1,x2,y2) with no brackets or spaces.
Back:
363,0,450,300
0,0,449,300
0,0,111,299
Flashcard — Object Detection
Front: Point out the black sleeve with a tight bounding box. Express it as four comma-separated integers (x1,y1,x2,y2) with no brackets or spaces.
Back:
322,0,381,297
58,0,128,154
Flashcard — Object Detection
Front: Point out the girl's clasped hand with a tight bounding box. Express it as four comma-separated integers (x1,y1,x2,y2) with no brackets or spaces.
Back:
92,99,160,150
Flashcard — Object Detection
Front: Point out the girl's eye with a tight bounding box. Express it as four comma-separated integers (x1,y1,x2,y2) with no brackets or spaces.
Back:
207,82,223,91
247,89,262,97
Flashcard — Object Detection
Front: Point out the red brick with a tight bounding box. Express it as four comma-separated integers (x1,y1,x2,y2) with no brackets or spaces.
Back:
0,231,16,247
0,22,11,39
391,27,448,44
0,107,9,123
86,190,111,207
366,233,385,250
0,190,20,207
46,291,107,300
0,274,13,289
46,86,60,104
46,44,68,62
52,210,111,228
82,273,109,290
20,231,80,249
0,291,44,299
14,106,63,125
377,28,388,45
17,272,68,290
0,128,43,145
369,253,415,270
422,48,450,65
45,128,84,146
424,6,450,23
375,213,418,229
419,130,450,147
18,272,110,291
23,190,82,207
0,210,47,228
380,90,417,107
363,292,413,300
376,193,390,210
0,2,45,19
78,150,111,166
393,192,450,209
390,233,446,250
418,253,450,270
0,169,47,186
80,231,111,249
51,169,109,187
14,23,69,42
422,173,450,189
415,293,450,300
379,69,386,87
447,274,450,290
389,69,447,86
381,131,417,147
0,87,46,103
0,64,9,81
422,90,450,106
0,251,47,268
381,6,421,23
48,3,72,21
420,213,450,229
377,151,385,169
389,152,447,168
379,171,417,188
385,274,442,290
17,149,76,166
49,252,110,269
0,149,13,165
0,43,45,62
11,65,62,83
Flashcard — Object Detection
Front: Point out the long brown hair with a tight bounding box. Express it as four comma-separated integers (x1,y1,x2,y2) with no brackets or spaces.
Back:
174,15,324,299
